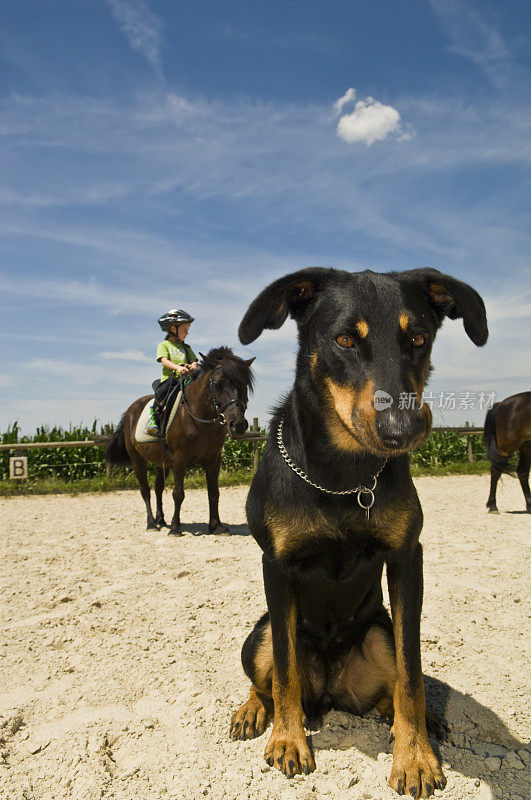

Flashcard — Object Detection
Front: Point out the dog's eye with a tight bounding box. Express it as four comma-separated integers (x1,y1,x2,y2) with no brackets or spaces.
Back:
336,334,354,348
411,334,425,347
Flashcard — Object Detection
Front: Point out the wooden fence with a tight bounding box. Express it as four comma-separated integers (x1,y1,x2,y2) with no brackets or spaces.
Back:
1,422,485,480
0,419,267,479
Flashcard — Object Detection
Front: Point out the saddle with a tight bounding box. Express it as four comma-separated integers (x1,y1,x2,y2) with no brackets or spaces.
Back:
152,378,185,439
134,383,183,446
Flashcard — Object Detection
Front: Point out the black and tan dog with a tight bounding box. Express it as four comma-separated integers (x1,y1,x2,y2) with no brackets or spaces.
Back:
230,267,488,798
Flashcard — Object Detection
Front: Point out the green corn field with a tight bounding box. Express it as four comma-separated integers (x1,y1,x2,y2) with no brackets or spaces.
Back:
0,421,266,482
1,421,488,487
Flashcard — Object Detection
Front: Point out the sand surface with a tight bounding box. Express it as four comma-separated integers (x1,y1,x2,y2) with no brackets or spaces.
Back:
0,475,529,800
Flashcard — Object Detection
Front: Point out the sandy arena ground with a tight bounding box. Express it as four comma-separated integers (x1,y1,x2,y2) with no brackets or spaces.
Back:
0,475,529,800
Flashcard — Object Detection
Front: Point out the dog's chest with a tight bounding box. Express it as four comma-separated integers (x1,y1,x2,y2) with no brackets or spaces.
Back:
290,535,387,634
291,532,386,579
265,496,397,559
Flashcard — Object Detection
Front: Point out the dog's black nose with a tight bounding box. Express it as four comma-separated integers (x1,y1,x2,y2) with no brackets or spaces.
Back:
376,415,410,450
379,433,408,449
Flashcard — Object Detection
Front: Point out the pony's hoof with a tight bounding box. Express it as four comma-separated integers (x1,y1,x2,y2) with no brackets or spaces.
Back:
156,520,169,529
210,524,230,535
168,528,184,537
487,507,499,514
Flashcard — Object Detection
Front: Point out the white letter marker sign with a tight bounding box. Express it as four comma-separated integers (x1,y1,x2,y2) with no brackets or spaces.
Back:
9,456,28,479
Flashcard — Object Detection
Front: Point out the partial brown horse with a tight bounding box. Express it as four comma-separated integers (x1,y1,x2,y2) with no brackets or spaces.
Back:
484,391,531,513
106,347,254,534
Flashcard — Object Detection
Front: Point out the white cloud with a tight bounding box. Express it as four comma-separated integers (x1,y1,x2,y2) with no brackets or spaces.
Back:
106,0,163,78
335,91,410,146
99,349,150,361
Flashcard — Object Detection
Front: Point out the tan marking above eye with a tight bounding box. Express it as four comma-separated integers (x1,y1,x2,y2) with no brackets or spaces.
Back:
411,333,425,347
336,334,354,348
399,313,410,331
428,282,452,304
356,320,369,339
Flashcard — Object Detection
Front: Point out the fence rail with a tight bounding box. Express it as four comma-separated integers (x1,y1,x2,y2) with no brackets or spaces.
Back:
0,425,484,452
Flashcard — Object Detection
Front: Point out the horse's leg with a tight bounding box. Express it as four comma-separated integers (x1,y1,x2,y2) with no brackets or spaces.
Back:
168,454,186,536
204,453,229,534
486,465,501,513
129,450,158,529
154,467,169,528
516,441,531,513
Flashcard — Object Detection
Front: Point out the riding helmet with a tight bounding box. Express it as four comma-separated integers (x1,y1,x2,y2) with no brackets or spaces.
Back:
158,309,195,331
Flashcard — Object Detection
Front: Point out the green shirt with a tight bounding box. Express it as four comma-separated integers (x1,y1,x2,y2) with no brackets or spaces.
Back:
157,339,198,382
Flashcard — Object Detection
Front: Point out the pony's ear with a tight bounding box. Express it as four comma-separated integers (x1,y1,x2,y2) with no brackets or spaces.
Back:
399,268,488,346
198,352,206,359
245,357,256,366
238,268,331,344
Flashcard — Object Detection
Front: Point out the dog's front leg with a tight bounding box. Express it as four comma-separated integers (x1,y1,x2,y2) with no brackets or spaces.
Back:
386,543,446,798
262,555,316,777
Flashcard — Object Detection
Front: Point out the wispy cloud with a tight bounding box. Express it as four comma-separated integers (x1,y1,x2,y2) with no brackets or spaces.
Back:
106,0,163,78
3,88,529,271
333,87,356,116
99,349,150,361
431,0,511,88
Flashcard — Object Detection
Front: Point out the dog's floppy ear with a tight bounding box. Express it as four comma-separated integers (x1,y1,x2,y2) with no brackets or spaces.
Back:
400,268,488,346
238,268,331,344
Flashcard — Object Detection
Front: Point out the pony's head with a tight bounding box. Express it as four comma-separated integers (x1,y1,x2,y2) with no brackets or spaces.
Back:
199,347,255,437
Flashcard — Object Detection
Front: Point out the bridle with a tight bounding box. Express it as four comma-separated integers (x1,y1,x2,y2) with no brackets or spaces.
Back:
180,367,247,425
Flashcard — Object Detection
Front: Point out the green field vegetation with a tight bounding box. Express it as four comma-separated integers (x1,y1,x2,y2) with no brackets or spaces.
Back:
1,422,491,496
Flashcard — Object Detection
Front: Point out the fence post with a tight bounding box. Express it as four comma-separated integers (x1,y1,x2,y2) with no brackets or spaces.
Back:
104,425,112,478
465,421,474,462
253,417,260,472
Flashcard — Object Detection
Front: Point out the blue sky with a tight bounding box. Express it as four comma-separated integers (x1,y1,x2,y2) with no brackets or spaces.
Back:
1,0,530,433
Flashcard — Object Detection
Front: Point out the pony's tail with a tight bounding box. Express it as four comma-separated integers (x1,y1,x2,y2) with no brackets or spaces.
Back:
105,414,131,467
483,404,516,476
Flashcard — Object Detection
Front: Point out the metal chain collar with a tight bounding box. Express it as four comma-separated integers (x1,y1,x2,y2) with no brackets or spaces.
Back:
276,419,387,518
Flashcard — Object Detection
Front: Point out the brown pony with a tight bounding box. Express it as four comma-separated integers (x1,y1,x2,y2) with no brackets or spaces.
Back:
484,391,531,513
106,347,254,534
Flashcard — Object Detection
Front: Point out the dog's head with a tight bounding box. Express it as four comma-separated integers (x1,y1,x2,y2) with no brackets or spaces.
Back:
239,267,488,456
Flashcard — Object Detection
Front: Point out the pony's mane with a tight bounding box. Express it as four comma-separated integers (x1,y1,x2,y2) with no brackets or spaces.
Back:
199,346,254,391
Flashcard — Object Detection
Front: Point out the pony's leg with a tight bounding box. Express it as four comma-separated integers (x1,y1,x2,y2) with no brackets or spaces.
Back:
204,453,229,534
154,467,169,527
486,465,501,513
129,451,157,529
168,454,186,536
516,442,531,512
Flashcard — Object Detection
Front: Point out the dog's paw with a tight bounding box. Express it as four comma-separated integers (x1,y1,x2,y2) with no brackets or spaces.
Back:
264,731,316,777
230,694,272,741
389,740,446,798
